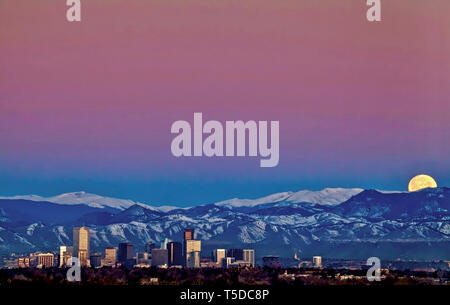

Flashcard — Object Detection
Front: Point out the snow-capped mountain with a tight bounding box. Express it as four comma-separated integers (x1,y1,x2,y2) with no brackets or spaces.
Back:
286,188,364,205
0,187,449,261
0,191,176,212
215,192,292,208
0,192,136,210
0,188,367,211
215,188,364,209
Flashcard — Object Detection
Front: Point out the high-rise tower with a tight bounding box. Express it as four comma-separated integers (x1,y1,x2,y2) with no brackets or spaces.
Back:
167,241,183,266
73,227,90,266
183,228,194,263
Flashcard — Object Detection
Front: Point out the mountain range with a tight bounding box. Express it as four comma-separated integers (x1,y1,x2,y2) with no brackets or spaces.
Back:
0,187,449,262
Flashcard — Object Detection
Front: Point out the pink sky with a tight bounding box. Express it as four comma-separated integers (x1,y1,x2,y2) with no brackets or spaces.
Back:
0,0,449,204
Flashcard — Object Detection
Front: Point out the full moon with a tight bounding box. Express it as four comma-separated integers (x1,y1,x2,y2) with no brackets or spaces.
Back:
408,174,437,192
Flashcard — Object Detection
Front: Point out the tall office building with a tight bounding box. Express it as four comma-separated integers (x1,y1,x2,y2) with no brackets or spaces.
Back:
212,249,226,265
73,227,90,266
184,228,194,241
243,249,255,267
151,249,168,267
167,242,183,266
183,229,194,250
186,251,200,268
59,246,68,267
186,239,201,254
185,239,201,268
118,243,135,268
227,248,244,261
313,256,322,268
61,247,73,267
183,228,195,266
118,243,134,263
104,247,117,267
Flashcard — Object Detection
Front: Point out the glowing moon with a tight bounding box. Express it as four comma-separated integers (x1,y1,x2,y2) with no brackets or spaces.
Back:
408,175,437,192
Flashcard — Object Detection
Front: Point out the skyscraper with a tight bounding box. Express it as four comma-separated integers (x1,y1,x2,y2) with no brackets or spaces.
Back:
186,251,200,268
167,242,183,266
104,247,117,267
118,243,135,268
186,240,201,254
313,256,322,268
118,243,134,263
183,228,195,266
151,248,168,267
243,249,255,267
184,228,194,241
61,247,73,267
212,249,226,265
185,239,201,268
73,227,90,266
59,246,68,267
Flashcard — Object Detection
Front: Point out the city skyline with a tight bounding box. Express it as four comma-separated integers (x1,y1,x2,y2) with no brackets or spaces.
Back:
0,186,448,262
4,220,450,290
10,227,260,270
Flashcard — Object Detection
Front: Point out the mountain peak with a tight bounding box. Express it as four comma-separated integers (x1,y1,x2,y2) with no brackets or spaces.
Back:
0,192,136,211
214,188,365,209
61,191,86,196
0,186,409,212
286,187,364,205
215,192,292,208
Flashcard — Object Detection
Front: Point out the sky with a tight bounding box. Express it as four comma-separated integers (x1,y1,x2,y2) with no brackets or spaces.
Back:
0,0,449,206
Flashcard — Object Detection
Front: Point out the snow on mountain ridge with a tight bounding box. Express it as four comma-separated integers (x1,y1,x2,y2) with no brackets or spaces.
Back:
0,192,140,211
0,187,403,212
286,188,364,205
215,188,365,208
0,192,185,212
215,192,292,208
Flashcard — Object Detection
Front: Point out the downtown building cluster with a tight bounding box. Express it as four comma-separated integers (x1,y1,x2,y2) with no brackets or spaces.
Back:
16,226,255,269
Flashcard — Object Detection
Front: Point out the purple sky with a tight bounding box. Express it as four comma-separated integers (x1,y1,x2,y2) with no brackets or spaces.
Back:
0,0,449,205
